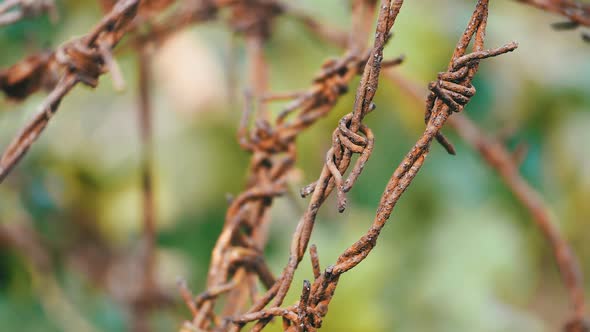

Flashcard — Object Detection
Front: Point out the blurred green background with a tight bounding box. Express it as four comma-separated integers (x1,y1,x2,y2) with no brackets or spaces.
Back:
0,0,589,331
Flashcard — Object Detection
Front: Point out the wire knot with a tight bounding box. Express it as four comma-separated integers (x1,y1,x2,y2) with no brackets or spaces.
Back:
423,40,518,156
303,112,374,213
423,66,475,155
428,65,476,114
56,40,104,87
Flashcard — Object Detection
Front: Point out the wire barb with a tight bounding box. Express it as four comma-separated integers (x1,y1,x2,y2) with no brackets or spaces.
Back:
0,0,140,184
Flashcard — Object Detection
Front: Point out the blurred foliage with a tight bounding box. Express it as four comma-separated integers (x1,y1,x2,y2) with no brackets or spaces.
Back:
0,1,589,331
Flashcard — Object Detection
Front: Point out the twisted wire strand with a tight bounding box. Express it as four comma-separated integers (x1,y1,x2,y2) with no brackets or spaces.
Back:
0,0,140,183
225,2,406,331
188,43,402,332
229,1,520,331
0,0,348,184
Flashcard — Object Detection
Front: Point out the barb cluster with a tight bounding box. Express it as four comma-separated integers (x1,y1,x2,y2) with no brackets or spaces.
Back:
299,52,404,213
0,0,140,183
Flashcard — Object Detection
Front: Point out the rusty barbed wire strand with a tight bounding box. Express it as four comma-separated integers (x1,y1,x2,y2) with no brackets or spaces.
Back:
0,0,140,183
193,2,288,325
0,0,349,184
282,1,588,327
178,1,403,331
0,1,588,329
301,1,517,328
182,2,405,329
182,3,288,330
221,1,405,331
384,67,589,331
0,1,364,330
0,0,209,102
0,0,207,101
0,0,374,331
0,0,348,102
227,1,520,331
0,0,57,27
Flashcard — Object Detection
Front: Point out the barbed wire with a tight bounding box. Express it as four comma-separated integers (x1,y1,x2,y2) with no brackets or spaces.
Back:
221,1,520,331
0,0,140,183
0,1,359,331
210,1,407,331
0,0,587,331
179,1,405,330
385,68,589,331
0,0,349,184
284,0,589,326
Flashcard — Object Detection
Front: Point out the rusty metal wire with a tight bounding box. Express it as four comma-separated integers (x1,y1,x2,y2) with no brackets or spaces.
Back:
287,1,588,327
385,68,589,331
0,0,588,331
219,1,520,331
202,1,408,331
0,0,207,101
0,1,359,331
0,0,348,184
0,0,57,26
0,0,140,183
179,2,405,330
293,1,588,326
